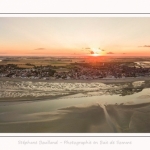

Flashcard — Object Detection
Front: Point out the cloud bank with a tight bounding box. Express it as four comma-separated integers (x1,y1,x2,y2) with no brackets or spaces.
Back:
34,48,45,50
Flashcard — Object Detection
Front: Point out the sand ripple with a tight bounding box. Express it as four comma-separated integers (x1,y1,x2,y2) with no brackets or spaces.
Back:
0,80,146,99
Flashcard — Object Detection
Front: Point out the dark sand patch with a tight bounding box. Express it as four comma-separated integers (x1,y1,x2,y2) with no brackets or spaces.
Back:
106,103,150,133
129,111,150,132
0,105,113,133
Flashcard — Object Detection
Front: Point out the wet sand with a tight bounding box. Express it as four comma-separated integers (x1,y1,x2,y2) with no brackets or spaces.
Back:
0,104,120,133
0,77,150,133
106,103,150,133
0,77,149,102
0,103,150,133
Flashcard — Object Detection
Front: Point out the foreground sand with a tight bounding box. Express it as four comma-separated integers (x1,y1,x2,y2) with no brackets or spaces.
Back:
0,77,150,133
0,103,150,133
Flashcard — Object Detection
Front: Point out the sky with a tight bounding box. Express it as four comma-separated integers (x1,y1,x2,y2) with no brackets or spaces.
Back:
1,17,150,56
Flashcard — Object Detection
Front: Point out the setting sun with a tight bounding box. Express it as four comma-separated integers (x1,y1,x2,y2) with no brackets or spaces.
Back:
92,53,100,56
91,48,102,56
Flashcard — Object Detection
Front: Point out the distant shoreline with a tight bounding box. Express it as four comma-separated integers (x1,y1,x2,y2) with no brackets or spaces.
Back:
0,76,150,83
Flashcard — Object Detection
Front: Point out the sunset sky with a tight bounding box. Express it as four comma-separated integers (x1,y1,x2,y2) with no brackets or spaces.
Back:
1,17,150,56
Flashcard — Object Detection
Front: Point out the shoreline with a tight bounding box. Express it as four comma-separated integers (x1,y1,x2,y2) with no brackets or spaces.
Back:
0,77,150,103
0,76,150,83
0,92,77,104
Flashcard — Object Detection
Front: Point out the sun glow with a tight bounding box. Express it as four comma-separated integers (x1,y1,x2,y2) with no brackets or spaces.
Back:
92,53,100,56
91,48,102,56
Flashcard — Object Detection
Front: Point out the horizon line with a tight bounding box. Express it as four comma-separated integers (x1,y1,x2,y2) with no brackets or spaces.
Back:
1,55,150,57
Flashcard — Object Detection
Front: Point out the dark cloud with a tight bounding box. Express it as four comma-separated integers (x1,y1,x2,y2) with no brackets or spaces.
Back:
34,48,45,50
90,51,94,54
99,48,105,51
81,48,91,52
122,53,126,54
82,47,91,50
107,52,114,54
139,45,150,47
82,47,94,54
82,47,105,54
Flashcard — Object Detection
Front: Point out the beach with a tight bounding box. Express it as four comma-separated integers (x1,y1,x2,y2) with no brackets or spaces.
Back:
0,77,150,132
0,103,150,133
